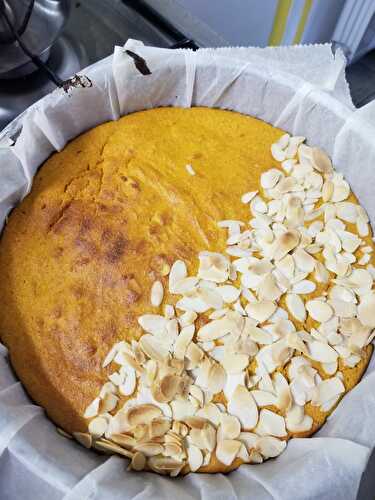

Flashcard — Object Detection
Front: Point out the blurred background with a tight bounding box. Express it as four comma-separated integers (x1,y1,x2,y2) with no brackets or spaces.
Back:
1,0,375,131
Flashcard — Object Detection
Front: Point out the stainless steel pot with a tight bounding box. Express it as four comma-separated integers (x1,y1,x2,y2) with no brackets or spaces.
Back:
0,0,71,79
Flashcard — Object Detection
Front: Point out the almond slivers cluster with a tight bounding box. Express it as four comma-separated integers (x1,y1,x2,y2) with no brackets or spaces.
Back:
78,134,375,476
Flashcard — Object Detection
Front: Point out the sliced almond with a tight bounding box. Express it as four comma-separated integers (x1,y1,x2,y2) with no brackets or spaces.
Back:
169,260,187,292
131,451,146,471
187,445,203,472
197,317,236,341
219,414,241,440
139,334,169,363
251,390,277,407
148,456,183,473
217,285,241,303
307,341,338,363
311,147,333,174
94,440,133,458
138,314,167,335
207,362,227,394
256,436,286,459
110,433,136,449
358,293,375,328
151,281,164,307
216,439,242,466
311,376,345,408
292,280,316,294
228,385,258,430
305,299,333,323
245,301,277,323
256,409,287,437
88,416,108,438
285,293,306,322
221,352,249,374
174,324,195,360
126,404,162,427
159,374,182,402
273,230,300,261
261,168,283,189
133,442,164,457
84,398,100,419
73,432,92,448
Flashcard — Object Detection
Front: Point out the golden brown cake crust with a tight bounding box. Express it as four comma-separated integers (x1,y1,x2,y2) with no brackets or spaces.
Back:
0,107,373,473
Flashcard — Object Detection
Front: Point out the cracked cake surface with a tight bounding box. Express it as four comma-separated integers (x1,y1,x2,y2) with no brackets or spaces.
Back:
0,107,373,475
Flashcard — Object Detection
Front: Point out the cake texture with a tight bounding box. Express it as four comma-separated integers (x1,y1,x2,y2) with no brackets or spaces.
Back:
0,107,373,475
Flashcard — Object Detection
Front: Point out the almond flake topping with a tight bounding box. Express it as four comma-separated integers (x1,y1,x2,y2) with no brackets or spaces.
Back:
81,134,374,475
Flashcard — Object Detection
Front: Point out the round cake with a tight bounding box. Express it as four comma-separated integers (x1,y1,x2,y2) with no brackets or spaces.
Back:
0,107,374,475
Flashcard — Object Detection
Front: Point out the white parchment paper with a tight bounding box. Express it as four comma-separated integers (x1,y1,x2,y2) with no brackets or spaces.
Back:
1,40,375,500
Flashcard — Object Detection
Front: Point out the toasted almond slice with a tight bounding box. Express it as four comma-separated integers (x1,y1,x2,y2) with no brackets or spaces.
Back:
331,179,350,203
305,299,333,323
133,442,164,457
151,280,164,307
196,403,222,427
273,230,300,261
257,274,282,301
197,317,235,341
169,260,187,292
139,334,169,363
217,285,241,303
110,433,136,449
311,376,345,407
219,414,241,440
221,352,249,374
292,280,316,294
88,416,108,438
126,404,163,427
261,168,283,189
148,456,183,473
138,314,167,335
228,385,258,430
101,393,119,413
73,432,92,448
207,362,227,394
285,293,306,322
307,341,338,363
294,248,315,273
358,293,375,327
251,390,277,407
171,398,197,421
198,252,229,283
187,445,203,472
172,277,199,294
160,374,182,402
335,202,358,223
273,372,292,412
84,397,100,419
94,440,133,458
314,261,330,284
311,147,333,174
245,301,277,323
174,324,195,360
256,436,286,459
216,439,242,466
256,409,287,437
164,304,175,319
57,427,72,439
131,451,146,471
357,218,369,237
322,180,334,202
186,343,204,368
241,191,258,204
179,310,197,327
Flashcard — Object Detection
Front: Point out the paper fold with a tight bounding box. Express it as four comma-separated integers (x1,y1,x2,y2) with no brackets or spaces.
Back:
0,40,374,500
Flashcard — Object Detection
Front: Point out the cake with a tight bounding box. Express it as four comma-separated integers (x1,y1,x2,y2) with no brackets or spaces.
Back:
0,107,373,475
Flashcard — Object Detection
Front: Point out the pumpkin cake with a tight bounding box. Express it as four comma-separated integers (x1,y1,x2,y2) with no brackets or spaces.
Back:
0,107,374,475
